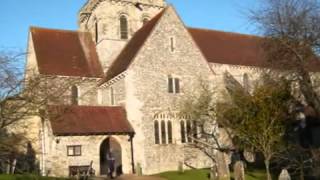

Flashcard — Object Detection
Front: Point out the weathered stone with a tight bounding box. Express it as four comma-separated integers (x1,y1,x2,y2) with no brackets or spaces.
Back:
278,169,291,180
233,161,245,180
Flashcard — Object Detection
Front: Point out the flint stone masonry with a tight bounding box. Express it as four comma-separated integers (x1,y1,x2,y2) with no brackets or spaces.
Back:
123,6,214,174
80,0,164,70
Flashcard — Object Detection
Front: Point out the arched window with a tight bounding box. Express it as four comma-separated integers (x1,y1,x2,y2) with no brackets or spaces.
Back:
167,121,173,144
71,86,78,105
180,121,186,143
193,121,197,140
186,120,192,143
120,15,128,39
142,18,149,25
243,73,249,92
154,121,160,144
161,121,166,144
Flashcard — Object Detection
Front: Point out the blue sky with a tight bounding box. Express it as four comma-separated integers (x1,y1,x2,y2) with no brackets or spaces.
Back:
0,0,260,52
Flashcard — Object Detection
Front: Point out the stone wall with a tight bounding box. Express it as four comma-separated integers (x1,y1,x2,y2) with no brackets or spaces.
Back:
123,6,215,174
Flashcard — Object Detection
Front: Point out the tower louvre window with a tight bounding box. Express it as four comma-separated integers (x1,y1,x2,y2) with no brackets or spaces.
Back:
95,21,99,43
120,15,128,39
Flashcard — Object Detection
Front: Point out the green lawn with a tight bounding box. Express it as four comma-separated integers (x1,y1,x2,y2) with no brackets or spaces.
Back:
157,168,269,180
0,174,67,180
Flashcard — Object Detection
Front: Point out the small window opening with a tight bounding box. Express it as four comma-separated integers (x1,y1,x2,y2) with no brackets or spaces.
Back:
170,37,175,52
71,86,78,105
110,87,114,105
168,76,180,94
243,73,249,92
143,18,149,25
67,145,81,156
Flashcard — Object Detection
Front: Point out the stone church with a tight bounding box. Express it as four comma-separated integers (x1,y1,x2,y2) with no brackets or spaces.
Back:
22,0,281,177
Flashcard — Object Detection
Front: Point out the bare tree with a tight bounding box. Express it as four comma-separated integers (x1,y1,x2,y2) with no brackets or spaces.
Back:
180,81,233,179
0,51,83,173
180,73,294,180
250,0,320,114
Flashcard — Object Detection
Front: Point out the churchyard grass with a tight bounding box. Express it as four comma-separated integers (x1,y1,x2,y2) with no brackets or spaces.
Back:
0,174,68,180
157,168,269,180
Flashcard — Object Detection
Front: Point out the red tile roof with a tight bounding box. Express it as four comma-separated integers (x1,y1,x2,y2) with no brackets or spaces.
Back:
99,9,165,84
188,28,267,67
188,28,320,71
48,105,134,136
31,27,104,78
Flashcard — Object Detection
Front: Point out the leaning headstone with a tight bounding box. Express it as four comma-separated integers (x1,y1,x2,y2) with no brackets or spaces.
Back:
178,161,184,173
243,150,255,163
278,169,291,180
136,163,143,176
233,161,245,180
209,165,218,180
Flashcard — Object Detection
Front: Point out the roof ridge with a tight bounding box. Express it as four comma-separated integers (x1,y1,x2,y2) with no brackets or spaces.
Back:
188,26,262,39
30,26,88,34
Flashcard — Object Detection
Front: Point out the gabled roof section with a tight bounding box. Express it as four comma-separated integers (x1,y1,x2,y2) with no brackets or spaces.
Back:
188,28,320,71
48,105,134,136
31,27,104,78
100,9,165,84
188,28,266,67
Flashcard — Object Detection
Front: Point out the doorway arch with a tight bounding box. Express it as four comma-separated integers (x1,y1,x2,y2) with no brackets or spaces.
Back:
100,137,122,176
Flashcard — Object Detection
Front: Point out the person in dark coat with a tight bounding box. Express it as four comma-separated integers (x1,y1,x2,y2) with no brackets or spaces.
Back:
107,151,115,179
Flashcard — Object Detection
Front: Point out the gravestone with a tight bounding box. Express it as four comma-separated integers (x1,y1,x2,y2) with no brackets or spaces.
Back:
243,150,255,163
278,169,291,180
233,161,245,180
178,161,184,173
209,165,218,180
136,163,143,176
216,152,230,179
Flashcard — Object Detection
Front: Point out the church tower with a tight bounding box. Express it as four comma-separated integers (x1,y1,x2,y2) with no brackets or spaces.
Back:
78,0,166,71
